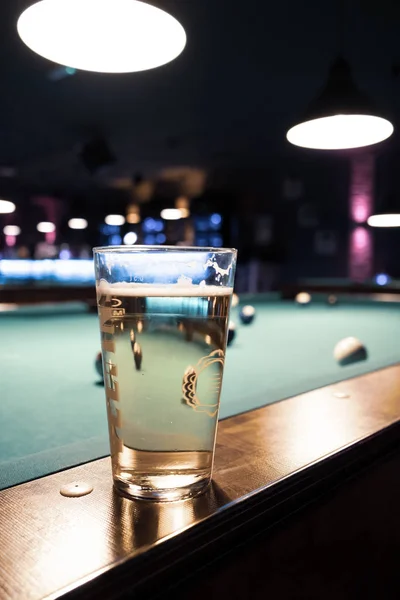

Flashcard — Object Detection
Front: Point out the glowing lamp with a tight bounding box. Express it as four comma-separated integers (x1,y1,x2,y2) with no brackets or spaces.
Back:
160,208,182,220
105,214,125,226
17,0,186,73
37,221,56,233
0,200,16,214
68,218,88,230
287,58,393,150
368,194,400,228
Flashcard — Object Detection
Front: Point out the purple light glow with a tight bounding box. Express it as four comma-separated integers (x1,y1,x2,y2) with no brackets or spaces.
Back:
45,231,56,244
352,196,370,223
5,235,16,247
349,155,374,223
349,226,373,282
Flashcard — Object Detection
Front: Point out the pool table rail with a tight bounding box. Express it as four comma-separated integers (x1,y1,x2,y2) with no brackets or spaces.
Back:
1,363,400,599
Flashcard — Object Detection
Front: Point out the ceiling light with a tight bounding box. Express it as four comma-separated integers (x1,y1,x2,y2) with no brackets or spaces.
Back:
37,221,56,233
367,214,400,228
17,0,186,74
0,200,16,214
123,231,138,245
367,194,400,228
287,57,394,150
105,214,125,226
68,218,88,230
3,225,21,236
160,208,182,220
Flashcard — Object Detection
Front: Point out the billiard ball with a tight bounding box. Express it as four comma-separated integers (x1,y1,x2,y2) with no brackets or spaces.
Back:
327,295,338,306
295,292,311,306
227,321,236,346
133,342,142,370
239,305,255,325
231,293,239,308
334,337,367,366
95,352,103,378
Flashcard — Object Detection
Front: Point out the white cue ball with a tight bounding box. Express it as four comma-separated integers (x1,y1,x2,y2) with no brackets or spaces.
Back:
334,337,367,365
295,292,311,305
231,293,239,307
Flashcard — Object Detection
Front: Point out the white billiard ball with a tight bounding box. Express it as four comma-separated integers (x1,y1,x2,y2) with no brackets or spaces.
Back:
334,337,367,365
295,292,311,305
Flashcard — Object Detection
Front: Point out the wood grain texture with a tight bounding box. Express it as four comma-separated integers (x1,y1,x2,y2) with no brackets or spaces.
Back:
1,364,400,599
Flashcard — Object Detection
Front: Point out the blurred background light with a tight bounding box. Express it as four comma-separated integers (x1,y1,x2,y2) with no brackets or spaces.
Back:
143,217,156,232
367,214,400,228
37,221,56,233
3,225,21,236
110,234,122,245
59,248,72,260
375,273,390,286
126,204,141,224
123,231,138,245
210,213,222,226
175,196,190,218
0,200,16,214
68,218,88,230
105,214,125,226
161,208,182,220
144,234,156,244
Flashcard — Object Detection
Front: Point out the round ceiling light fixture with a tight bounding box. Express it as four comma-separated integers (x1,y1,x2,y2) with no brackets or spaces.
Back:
68,218,88,230
160,208,182,220
367,214,400,228
105,214,125,226
37,221,56,233
0,200,16,214
367,194,400,228
3,225,21,236
17,0,186,73
286,58,394,150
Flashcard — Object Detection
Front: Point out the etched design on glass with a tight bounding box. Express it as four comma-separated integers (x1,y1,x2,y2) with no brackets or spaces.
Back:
182,349,225,417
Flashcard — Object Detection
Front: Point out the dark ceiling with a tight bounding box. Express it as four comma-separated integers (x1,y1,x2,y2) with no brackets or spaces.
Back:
1,0,400,194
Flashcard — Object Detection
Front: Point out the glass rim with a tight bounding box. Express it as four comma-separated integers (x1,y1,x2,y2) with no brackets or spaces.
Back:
93,245,237,254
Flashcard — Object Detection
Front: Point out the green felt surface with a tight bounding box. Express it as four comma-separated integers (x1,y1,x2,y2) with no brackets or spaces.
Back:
1,297,400,490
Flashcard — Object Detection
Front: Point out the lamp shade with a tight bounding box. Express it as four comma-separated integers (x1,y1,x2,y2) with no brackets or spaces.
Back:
287,57,394,150
368,193,400,227
17,0,186,73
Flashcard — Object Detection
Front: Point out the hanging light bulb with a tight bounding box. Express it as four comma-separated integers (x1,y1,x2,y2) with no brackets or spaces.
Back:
17,0,186,74
287,58,394,150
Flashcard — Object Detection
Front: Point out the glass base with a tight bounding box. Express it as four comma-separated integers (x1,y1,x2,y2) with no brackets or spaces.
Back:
113,473,211,501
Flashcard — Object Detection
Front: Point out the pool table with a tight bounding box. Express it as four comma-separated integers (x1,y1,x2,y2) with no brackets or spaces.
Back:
1,293,400,599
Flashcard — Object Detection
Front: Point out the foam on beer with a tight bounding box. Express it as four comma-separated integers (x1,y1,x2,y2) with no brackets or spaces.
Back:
97,279,233,297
